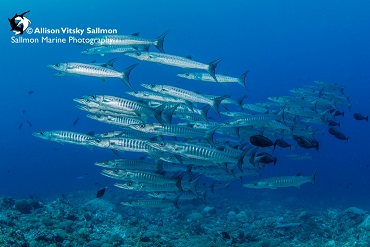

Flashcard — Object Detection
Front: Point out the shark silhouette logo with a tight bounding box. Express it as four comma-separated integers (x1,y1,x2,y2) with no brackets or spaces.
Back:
8,10,31,35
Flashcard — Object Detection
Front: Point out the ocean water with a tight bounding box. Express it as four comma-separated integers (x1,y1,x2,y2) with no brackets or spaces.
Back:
1,0,370,212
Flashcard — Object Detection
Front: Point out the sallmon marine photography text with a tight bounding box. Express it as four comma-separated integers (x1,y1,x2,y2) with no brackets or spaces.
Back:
10,27,118,44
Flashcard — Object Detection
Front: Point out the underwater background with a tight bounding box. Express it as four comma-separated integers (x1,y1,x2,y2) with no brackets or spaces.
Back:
1,0,370,246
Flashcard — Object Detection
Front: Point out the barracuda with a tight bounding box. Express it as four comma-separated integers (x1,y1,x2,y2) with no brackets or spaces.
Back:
32,130,95,146
91,31,169,53
47,62,138,89
88,137,150,153
177,71,249,89
129,123,218,145
101,169,183,185
126,90,189,105
141,84,228,115
76,104,142,119
95,158,159,171
81,45,144,56
82,95,166,124
121,198,180,209
87,114,144,127
221,114,279,128
126,52,222,81
149,141,248,171
243,170,316,189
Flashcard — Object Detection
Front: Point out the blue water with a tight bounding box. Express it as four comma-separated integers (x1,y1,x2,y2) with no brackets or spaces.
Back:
1,0,370,210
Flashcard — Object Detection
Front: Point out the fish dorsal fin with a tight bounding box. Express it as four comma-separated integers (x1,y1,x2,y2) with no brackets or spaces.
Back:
131,32,140,36
296,172,302,176
185,55,193,59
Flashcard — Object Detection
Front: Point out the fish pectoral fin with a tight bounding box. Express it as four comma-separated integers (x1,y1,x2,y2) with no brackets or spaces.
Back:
100,77,106,82
85,145,93,151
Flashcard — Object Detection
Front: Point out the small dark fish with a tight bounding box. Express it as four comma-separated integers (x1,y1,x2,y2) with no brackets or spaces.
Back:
275,139,291,149
334,131,349,141
353,113,368,122
96,187,107,198
250,135,275,148
327,120,340,127
72,117,80,126
26,120,32,127
293,135,319,151
19,123,23,130
255,152,277,165
328,127,340,136
221,232,231,240
28,91,34,95
329,109,344,117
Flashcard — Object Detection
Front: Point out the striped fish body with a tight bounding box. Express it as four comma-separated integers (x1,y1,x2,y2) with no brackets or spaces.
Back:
243,170,316,189
126,91,187,104
87,114,143,127
130,123,208,138
126,52,209,70
149,142,239,164
142,84,212,106
101,169,177,184
49,62,123,79
81,46,138,55
86,95,155,116
32,131,94,146
222,114,278,128
89,137,150,153
92,35,155,46
121,199,178,208
95,159,158,170
115,181,180,192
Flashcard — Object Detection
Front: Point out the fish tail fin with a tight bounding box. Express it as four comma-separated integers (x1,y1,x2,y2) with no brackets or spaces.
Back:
189,174,202,197
237,95,248,111
121,63,138,89
237,147,250,172
184,100,193,111
175,171,188,191
153,104,166,125
274,157,278,166
366,116,369,122
338,122,341,127
238,70,249,89
311,169,317,185
200,105,210,122
162,104,179,124
174,195,180,209
102,57,119,69
211,95,230,116
205,126,219,146
154,30,170,53
207,58,222,82
199,187,207,204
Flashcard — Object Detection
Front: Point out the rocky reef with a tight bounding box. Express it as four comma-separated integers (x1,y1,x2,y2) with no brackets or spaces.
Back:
1,192,369,246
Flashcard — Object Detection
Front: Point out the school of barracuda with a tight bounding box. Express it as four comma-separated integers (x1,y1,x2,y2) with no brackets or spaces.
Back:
34,31,363,209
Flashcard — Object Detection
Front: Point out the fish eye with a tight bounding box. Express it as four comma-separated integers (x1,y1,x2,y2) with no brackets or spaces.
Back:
113,170,118,173
225,121,229,124
127,182,132,186
55,64,60,67
160,143,165,147
114,163,119,167
91,95,96,99
134,91,138,94
150,84,155,88
102,132,108,136
140,124,145,128
136,52,141,56
40,132,44,136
